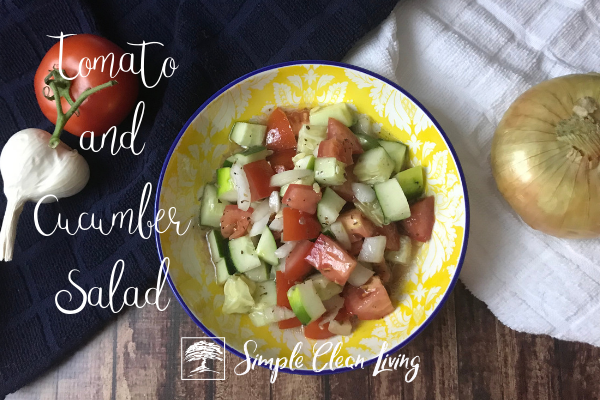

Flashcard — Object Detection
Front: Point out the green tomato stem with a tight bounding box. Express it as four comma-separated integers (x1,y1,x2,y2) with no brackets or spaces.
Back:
45,68,118,149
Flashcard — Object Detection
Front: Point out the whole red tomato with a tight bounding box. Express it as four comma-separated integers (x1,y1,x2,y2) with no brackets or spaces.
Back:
34,34,139,136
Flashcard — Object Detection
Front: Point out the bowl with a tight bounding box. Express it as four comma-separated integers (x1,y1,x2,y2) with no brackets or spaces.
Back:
155,61,469,374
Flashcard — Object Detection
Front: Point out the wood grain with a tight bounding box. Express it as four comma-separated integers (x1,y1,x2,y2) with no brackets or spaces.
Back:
454,282,503,400
7,284,599,400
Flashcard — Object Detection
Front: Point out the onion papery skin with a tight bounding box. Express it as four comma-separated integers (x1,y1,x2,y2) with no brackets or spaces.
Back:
491,73,600,239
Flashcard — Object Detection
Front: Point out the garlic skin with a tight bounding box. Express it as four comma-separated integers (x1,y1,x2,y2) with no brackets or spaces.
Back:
491,74,600,239
0,128,89,261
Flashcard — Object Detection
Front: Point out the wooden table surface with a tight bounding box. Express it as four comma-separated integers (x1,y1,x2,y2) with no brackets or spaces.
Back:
8,282,599,400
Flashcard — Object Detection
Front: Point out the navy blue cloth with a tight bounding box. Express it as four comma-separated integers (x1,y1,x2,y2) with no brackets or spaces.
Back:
0,0,398,396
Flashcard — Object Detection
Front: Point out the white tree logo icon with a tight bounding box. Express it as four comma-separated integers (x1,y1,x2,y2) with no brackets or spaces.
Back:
184,340,224,376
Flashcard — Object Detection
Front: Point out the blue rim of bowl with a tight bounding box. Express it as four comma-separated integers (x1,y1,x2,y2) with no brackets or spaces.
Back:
154,60,470,376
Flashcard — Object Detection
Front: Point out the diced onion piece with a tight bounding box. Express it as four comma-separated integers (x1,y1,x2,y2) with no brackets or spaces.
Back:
312,183,321,193
313,145,320,157
352,183,376,203
328,319,352,336
292,153,306,163
274,241,298,259
347,263,375,287
273,306,296,322
269,191,281,213
231,163,251,211
270,169,313,187
249,214,270,237
251,200,271,222
269,214,284,231
319,295,345,327
358,236,387,263
278,257,287,273
330,221,351,250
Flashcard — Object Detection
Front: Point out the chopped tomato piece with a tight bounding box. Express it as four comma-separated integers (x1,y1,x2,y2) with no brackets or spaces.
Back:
276,271,296,309
304,317,335,340
282,240,315,282
318,137,353,165
276,270,303,329
332,164,356,202
373,261,392,284
338,209,376,242
266,108,296,151
220,205,253,239
377,223,401,251
267,149,296,173
285,109,310,137
279,317,302,329
343,276,394,320
335,306,351,322
328,118,363,154
282,184,322,214
304,306,352,339
402,196,435,242
243,160,275,201
282,207,321,241
305,234,357,285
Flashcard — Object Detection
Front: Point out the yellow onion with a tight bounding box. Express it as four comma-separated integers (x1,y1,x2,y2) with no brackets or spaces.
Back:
491,74,600,238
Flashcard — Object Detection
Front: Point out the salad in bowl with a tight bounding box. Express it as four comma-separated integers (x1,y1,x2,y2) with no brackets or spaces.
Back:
202,103,434,340
155,62,468,373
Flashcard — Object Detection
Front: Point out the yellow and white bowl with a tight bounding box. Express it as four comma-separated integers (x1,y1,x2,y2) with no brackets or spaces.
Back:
155,61,469,374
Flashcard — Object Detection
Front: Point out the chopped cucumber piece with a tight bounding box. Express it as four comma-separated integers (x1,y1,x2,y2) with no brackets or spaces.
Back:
230,122,267,147
207,229,227,263
308,273,343,301
244,261,271,282
314,157,346,186
253,280,277,308
298,124,328,154
215,259,231,284
353,147,394,185
317,187,346,226
222,275,255,314
351,114,373,136
355,133,380,151
256,227,278,265
309,103,356,127
217,167,238,202
385,236,412,264
379,140,408,173
287,280,326,325
374,178,411,221
353,200,385,227
229,235,262,272
235,146,269,165
294,154,316,170
200,184,226,228
395,166,425,201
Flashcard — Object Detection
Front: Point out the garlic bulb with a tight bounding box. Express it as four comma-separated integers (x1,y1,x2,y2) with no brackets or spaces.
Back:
491,74,600,238
0,128,89,261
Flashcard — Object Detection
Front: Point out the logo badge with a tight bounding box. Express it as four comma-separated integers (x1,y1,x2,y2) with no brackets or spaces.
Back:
181,337,226,380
